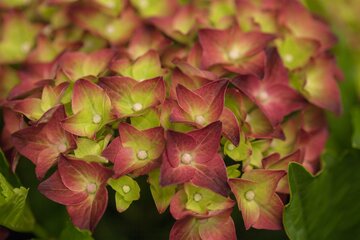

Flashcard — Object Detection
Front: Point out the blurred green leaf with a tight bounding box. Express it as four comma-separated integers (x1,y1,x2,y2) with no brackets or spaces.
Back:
284,151,360,240
59,220,93,240
0,151,35,232
0,150,20,187
0,173,35,232
352,107,360,149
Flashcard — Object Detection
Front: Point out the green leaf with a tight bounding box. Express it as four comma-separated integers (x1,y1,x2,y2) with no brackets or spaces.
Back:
0,150,20,187
284,151,360,240
148,169,176,213
352,107,360,149
0,173,35,232
59,220,93,240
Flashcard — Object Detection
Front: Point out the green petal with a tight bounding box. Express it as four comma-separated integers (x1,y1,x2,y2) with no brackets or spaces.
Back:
148,169,176,213
114,192,133,213
226,164,241,178
108,176,140,202
224,133,252,161
276,35,317,70
184,184,230,214
131,108,161,130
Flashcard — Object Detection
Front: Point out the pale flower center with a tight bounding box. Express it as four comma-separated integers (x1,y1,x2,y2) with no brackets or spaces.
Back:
92,114,102,124
228,46,242,60
245,190,255,201
57,143,67,153
132,103,143,112
137,150,148,160
86,183,97,194
122,185,131,194
181,153,193,165
284,54,294,63
257,90,269,102
193,193,202,202
21,42,31,53
139,0,149,8
195,115,205,125
227,143,235,151
105,1,115,8
106,24,115,34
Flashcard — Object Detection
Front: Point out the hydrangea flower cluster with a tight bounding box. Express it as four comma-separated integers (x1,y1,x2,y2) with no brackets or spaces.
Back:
0,0,341,238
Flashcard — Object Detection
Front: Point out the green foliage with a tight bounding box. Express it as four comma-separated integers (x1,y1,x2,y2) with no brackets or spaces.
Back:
284,151,360,240
59,221,94,240
0,152,35,232
0,151,20,187
351,107,360,149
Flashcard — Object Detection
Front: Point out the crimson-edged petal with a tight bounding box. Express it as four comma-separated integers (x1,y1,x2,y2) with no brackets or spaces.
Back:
262,151,302,193
232,52,306,126
278,1,336,51
171,80,228,128
62,79,113,138
160,122,229,195
229,169,286,230
102,123,165,176
58,155,112,192
57,49,114,82
128,26,171,59
66,186,108,231
99,76,165,118
198,26,274,75
169,209,236,240
12,106,75,179
38,171,88,205
295,56,342,114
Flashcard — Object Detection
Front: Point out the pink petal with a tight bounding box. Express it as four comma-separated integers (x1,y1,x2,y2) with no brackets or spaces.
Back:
58,156,112,192
219,107,240,145
67,186,108,231
38,171,87,205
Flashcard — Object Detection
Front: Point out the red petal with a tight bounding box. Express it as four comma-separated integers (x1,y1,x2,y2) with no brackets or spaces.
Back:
38,171,87,205
58,156,112,192
160,153,196,186
67,186,108,231
252,193,284,230
176,84,208,115
219,108,240,146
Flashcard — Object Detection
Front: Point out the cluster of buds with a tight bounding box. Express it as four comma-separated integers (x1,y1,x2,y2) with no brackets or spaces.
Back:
0,0,341,238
